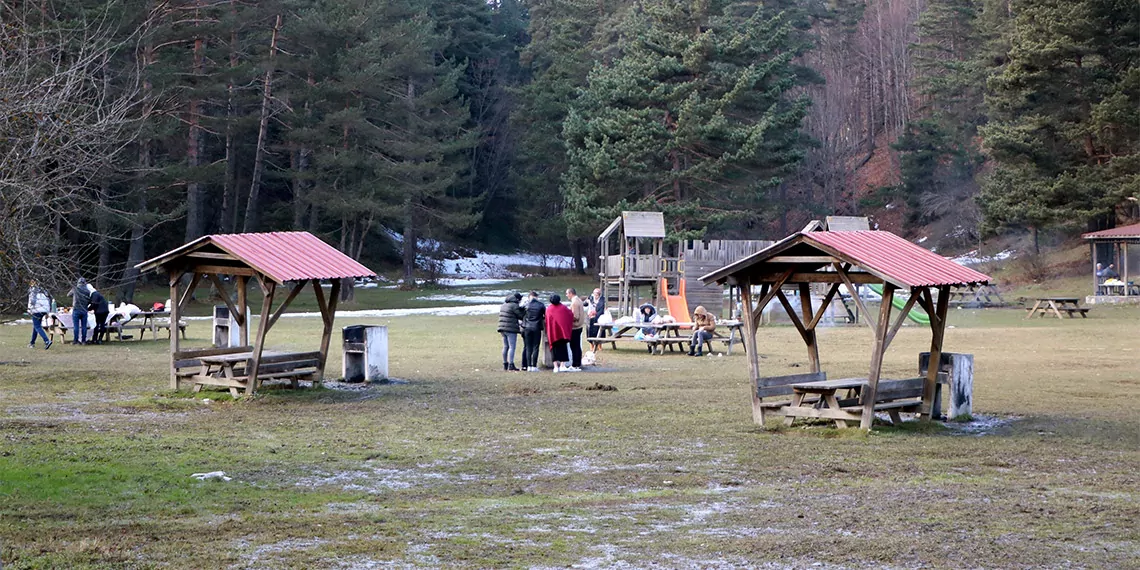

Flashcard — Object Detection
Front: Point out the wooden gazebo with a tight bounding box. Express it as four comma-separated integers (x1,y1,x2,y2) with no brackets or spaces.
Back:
137,232,376,395
700,230,990,430
1083,222,1140,299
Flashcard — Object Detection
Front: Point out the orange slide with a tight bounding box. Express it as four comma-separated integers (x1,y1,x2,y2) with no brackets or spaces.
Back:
659,277,692,324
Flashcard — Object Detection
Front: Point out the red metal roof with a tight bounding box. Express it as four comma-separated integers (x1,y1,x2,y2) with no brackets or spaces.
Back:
807,231,990,288
138,231,376,283
700,230,991,288
1082,223,1140,240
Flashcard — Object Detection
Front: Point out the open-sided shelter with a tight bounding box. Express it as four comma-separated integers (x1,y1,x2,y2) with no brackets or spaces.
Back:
1082,223,1140,300
700,230,990,429
137,232,376,395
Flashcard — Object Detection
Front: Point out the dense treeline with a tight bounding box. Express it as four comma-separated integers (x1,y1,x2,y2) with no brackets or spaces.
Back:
1,0,1136,312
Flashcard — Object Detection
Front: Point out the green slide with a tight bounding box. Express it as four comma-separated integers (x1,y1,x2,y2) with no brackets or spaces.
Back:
866,284,931,325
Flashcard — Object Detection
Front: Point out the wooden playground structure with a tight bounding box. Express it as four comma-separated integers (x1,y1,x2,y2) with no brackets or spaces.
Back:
700,229,991,430
596,211,771,318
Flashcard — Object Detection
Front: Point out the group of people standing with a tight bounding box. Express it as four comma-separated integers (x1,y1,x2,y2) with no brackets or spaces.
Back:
497,287,606,373
26,277,112,349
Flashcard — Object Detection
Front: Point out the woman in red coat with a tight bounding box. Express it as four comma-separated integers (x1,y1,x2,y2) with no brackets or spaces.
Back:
545,294,575,373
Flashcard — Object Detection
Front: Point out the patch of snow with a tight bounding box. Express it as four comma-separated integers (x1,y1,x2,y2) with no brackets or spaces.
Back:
191,471,232,482
945,414,1018,436
415,294,507,304
436,278,516,287
951,249,1015,266
917,236,928,243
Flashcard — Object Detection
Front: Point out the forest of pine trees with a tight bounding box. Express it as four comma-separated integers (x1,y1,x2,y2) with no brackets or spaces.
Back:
1,0,1136,310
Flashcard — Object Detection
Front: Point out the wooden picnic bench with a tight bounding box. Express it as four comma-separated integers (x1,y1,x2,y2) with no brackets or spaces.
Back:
587,320,745,355
1024,297,1090,319
175,347,320,396
108,311,188,341
752,371,938,428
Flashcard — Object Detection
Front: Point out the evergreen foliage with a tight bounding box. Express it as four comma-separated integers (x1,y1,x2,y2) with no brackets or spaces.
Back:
560,0,811,240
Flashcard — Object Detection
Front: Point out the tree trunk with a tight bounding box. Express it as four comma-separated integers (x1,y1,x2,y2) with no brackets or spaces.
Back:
185,25,205,242
242,14,281,233
220,2,239,234
571,238,585,275
122,141,150,303
402,196,416,284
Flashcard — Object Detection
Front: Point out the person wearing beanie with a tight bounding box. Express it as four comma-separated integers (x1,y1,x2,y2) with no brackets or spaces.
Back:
71,277,91,345
545,294,574,373
497,292,525,371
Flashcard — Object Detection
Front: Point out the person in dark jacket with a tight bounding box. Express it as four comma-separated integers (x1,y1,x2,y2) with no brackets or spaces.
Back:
545,294,574,373
71,278,91,345
497,293,525,371
520,291,545,371
88,287,110,344
637,302,657,353
585,288,606,351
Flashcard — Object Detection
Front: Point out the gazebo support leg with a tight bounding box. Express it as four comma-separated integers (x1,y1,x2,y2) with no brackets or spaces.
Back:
237,276,249,346
798,283,819,373
313,279,340,385
739,280,764,425
921,285,952,420
248,278,276,395
861,283,895,430
169,271,182,390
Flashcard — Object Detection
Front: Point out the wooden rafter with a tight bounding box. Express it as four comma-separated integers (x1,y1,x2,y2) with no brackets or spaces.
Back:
808,283,842,329
833,262,877,331
207,273,244,327
266,280,308,331
881,290,919,353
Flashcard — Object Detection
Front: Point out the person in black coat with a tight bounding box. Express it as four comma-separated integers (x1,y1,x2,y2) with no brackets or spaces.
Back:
585,287,606,351
88,287,110,344
497,293,525,371
520,291,546,371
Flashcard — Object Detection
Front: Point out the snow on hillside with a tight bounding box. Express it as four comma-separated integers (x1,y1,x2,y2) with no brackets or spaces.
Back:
384,227,582,279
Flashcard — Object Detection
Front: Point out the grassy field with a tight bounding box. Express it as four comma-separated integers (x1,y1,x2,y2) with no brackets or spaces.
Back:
1,293,1138,568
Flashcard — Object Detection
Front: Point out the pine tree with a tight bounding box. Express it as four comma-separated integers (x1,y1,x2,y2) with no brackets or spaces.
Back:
561,0,810,239
891,0,986,234
978,0,1139,242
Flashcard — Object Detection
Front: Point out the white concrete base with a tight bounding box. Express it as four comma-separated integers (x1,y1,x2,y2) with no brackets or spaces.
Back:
1085,295,1140,305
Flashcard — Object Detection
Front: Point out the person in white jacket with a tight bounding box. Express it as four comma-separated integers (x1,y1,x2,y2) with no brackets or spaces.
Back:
26,280,53,349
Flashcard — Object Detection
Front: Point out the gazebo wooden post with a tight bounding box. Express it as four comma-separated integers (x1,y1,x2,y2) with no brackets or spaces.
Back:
247,277,277,394
798,283,820,373
314,279,341,383
861,282,895,430
920,285,952,420
738,278,765,424
236,275,249,346
169,269,183,390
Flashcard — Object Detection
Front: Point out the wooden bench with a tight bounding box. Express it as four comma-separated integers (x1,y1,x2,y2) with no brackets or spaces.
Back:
182,349,322,396
782,377,933,428
173,346,253,388
752,371,827,425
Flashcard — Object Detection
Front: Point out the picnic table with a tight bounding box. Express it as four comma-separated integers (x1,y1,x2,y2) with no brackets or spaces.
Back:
111,310,187,341
780,376,934,429
587,320,745,355
1024,297,1090,319
187,349,321,396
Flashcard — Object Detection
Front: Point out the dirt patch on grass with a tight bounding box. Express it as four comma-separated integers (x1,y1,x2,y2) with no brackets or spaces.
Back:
559,381,618,391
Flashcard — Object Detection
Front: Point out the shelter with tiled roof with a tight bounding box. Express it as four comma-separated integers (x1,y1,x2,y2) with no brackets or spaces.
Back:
701,230,990,430
137,232,376,395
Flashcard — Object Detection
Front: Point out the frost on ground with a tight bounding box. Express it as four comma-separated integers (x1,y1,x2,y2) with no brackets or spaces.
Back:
944,414,1018,435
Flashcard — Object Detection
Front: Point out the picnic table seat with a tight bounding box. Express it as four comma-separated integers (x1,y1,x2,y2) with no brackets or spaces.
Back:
173,347,320,396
